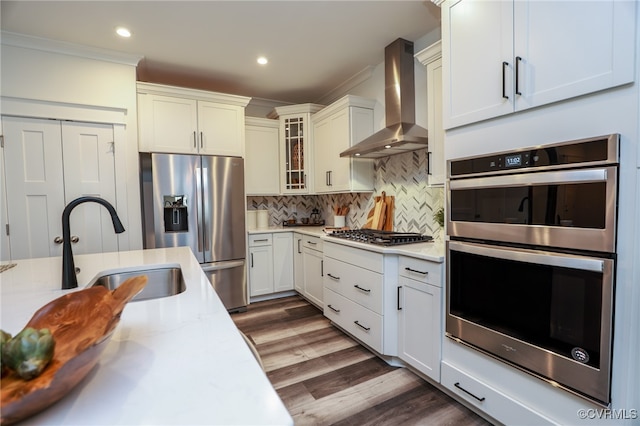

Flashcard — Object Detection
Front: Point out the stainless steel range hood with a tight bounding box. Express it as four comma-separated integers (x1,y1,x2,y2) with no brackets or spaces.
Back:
340,38,428,159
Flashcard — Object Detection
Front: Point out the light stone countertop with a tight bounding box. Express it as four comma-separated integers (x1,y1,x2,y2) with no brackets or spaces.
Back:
0,247,293,426
248,226,445,263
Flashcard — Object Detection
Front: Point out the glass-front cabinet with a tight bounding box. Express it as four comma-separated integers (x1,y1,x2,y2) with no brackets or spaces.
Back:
274,104,324,194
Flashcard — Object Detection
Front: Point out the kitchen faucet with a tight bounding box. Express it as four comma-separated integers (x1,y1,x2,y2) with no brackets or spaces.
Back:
61,196,125,290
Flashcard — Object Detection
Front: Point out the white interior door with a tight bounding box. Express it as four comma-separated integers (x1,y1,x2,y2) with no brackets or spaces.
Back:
61,121,118,255
2,116,65,260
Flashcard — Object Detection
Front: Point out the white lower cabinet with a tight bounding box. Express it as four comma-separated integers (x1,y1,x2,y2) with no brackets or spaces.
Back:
248,233,293,297
441,362,552,425
293,233,304,293
323,241,396,355
397,256,443,382
301,236,323,307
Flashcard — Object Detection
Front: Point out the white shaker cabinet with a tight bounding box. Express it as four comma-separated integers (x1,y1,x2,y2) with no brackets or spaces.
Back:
293,233,304,294
301,235,324,307
2,116,119,260
312,95,375,193
245,117,280,195
442,0,636,129
397,256,444,382
248,233,293,297
416,41,444,186
137,82,250,156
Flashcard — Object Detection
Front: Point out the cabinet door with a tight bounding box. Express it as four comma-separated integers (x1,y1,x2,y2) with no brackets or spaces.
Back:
293,234,304,293
198,101,244,157
61,122,118,256
443,0,514,129
312,116,332,193
245,122,280,195
398,276,442,382
427,58,445,186
513,0,636,112
324,108,351,191
280,115,309,194
138,93,198,154
249,245,274,296
273,233,293,292
2,117,65,260
303,248,323,307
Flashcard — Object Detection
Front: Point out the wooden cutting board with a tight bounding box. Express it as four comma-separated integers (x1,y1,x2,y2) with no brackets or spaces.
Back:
363,192,394,230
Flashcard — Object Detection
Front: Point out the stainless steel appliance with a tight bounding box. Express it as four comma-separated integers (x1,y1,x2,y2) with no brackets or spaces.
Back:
327,229,432,246
446,134,619,406
140,153,247,312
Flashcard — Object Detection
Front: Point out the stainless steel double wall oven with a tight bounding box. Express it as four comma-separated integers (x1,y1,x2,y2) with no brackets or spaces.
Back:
446,134,619,405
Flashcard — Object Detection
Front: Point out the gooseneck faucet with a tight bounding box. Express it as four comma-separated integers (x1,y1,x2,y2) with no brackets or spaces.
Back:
61,196,125,290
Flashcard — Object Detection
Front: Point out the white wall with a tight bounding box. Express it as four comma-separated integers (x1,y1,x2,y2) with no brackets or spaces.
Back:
0,33,143,252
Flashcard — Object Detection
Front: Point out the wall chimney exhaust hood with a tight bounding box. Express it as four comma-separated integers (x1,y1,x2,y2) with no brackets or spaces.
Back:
340,38,428,159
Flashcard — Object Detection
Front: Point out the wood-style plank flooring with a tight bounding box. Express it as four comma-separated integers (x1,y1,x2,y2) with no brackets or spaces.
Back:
231,295,493,426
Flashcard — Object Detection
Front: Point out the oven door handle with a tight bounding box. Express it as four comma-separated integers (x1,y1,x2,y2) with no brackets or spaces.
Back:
449,167,611,190
449,240,608,272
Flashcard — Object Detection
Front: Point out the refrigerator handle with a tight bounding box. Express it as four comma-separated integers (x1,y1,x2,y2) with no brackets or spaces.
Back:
195,165,205,253
201,260,245,272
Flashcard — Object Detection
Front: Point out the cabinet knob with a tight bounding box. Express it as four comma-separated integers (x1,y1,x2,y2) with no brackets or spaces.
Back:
71,236,79,243
54,236,63,244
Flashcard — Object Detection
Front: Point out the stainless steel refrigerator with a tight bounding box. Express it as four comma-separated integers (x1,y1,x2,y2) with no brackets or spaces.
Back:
140,153,247,312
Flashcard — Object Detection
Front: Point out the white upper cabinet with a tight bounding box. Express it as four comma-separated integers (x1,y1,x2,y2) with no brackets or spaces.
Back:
416,41,445,187
245,117,280,195
312,95,376,193
274,104,324,194
137,82,250,156
442,0,636,129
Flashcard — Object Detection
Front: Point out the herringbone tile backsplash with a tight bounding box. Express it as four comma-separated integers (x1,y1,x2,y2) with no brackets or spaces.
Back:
247,149,444,236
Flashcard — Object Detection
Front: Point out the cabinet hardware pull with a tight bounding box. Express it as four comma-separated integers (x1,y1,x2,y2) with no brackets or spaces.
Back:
250,253,254,268
71,236,79,243
321,260,324,277
502,61,509,99
327,273,340,280
297,239,302,254
405,267,428,275
328,304,340,313
397,286,402,310
427,151,432,176
193,131,197,149
454,382,486,402
515,56,522,96
328,170,332,186
54,236,64,244
354,321,370,331
354,284,370,293
326,171,330,186
254,239,269,242
307,241,317,245
200,131,204,149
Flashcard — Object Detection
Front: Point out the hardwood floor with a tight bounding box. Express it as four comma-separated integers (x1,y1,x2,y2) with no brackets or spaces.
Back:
231,295,493,426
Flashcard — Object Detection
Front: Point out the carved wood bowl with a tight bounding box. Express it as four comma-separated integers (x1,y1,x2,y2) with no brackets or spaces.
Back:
0,275,147,425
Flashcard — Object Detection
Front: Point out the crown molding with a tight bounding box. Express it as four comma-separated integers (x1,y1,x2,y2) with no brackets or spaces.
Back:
415,40,442,66
1,31,143,67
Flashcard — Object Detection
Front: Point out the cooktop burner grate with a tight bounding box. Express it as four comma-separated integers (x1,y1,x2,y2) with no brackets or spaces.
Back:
327,229,432,246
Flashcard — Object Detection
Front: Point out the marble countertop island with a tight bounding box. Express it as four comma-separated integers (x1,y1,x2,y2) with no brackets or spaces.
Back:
0,247,293,425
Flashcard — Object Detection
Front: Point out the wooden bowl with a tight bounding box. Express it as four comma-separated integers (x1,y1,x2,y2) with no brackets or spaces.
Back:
0,275,147,425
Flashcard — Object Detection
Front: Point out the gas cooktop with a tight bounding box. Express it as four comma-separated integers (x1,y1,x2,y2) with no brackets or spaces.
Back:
327,229,432,246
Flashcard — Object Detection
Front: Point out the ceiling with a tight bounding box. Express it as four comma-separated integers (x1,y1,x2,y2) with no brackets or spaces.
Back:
1,1,441,105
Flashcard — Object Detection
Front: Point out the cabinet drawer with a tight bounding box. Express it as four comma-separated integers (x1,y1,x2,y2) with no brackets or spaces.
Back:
324,257,383,314
302,235,323,251
398,256,442,287
249,233,272,247
324,241,383,273
324,289,383,353
441,361,552,425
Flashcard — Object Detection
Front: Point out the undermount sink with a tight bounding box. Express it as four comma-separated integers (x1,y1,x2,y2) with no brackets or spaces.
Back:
90,267,186,301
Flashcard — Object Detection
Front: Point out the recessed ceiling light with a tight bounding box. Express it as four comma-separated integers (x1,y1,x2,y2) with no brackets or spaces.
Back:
384,145,392,149
257,56,268,65
116,27,131,38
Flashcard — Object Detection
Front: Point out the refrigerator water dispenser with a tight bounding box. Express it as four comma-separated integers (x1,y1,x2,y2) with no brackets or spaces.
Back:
163,195,188,232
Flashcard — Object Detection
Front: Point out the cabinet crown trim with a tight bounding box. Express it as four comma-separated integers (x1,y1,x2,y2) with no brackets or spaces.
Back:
415,40,442,66
312,95,377,121
245,116,279,128
273,103,325,118
136,82,251,107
